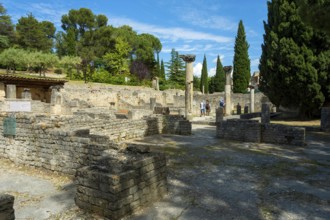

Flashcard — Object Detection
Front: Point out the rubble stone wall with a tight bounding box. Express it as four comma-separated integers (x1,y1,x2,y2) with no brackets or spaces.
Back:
0,113,191,175
216,119,305,146
75,153,167,220
262,124,305,146
0,194,15,220
216,119,261,142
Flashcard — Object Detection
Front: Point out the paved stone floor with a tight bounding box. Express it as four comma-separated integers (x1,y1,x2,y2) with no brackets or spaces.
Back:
1,123,330,220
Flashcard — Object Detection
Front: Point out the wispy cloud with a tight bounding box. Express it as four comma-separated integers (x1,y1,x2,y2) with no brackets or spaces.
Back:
30,3,67,26
179,10,237,31
109,16,233,43
193,62,203,77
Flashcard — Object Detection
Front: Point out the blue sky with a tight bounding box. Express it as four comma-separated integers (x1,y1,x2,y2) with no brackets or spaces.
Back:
2,0,268,77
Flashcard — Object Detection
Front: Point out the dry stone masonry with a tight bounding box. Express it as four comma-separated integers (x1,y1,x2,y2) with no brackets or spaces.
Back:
75,150,167,220
216,119,305,146
0,194,15,220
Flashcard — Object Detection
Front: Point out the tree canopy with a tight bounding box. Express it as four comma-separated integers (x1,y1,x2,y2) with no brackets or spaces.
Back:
259,0,330,117
233,20,250,93
200,55,208,93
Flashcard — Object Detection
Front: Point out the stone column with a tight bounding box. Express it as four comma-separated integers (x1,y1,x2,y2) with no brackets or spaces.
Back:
6,84,16,99
261,103,270,124
250,87,255,113
224,67,232,116
50,85,62,115
321,107,330,132
180,54,196,120
152,77,159,91
150,98,156,111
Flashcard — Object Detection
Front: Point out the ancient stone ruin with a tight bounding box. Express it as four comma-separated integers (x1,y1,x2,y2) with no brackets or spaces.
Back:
216,103,306,146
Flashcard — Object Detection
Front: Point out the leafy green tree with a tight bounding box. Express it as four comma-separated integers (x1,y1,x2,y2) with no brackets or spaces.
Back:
214,55,226,92
60,55,81,79
193,75,201,91
209,55,226,93
298,0,330,35
0,4,14,51
0,48,27,73
103,38,131,75
16,14,55,52
208,76,216,93
233,20,250,93
29,51,59,77
259,0,329,117
166,48,185,88
200,55,208,93
160,59,165,79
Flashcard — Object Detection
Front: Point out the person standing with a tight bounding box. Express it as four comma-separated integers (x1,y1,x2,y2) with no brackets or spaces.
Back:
200,100,206,117
206,100,211,116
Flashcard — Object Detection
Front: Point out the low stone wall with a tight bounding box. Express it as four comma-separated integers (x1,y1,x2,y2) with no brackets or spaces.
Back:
240,112,261,119
0,113,190,175
0,194,15,220
217,119,261,142
163,115,191,135
75,151,167,220
216,119,305,146
321,107,330,132
262,124,305,146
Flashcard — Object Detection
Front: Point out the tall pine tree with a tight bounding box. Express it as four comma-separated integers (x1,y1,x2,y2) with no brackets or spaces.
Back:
166,48,185,88
259,0,330,117
160,59,165,79
200,55,208,93
233,20,250,93
214,55,226,92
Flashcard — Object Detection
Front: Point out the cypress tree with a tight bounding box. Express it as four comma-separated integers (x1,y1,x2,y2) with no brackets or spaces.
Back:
214,55,226,92
259,0,329,117
233,20,250,93
200,55,208,93
160,59,165,79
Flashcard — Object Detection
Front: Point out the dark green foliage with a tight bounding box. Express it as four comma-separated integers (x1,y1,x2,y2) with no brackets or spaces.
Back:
200,55,208,93
0,4,14,51
193,76,201,91
209,56,225,93
160,59,165,79
208,76,216,93
233,20,250,93
166,48,185,88
298,0,330,35
259,0,330,117
16,13,55,52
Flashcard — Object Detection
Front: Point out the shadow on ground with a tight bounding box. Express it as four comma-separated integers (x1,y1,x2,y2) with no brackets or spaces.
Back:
125,125,330,220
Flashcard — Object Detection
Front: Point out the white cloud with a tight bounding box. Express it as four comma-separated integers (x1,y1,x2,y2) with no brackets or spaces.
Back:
193,63,203,77
209,67,216,77
181,12,237,31
109,16,233,43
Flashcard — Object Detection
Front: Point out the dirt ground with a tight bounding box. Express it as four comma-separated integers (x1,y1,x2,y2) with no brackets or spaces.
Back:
1,124,330,220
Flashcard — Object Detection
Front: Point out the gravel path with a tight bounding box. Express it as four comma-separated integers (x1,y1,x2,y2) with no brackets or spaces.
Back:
1,124,330,220
125,125,330,220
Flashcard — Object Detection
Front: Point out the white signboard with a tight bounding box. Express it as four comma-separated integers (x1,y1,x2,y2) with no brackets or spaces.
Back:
9,101,31,112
